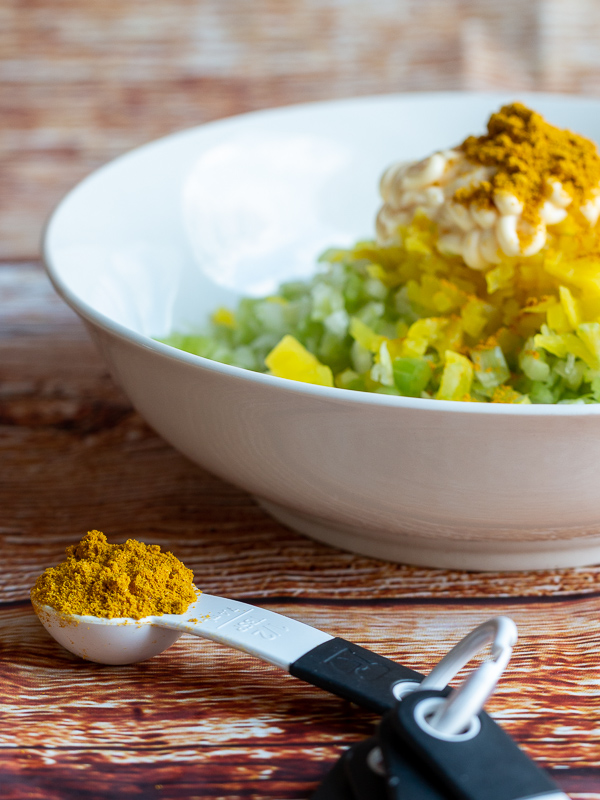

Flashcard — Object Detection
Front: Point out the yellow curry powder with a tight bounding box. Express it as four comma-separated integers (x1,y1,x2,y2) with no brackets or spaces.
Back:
30,530,197,619
456,102,600,227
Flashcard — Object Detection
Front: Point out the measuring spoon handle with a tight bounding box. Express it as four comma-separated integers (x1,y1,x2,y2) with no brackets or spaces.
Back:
290,637,422,714
169,593,422,712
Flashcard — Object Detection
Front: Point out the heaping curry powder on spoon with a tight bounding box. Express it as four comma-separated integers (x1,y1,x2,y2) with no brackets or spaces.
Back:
30,530,196,619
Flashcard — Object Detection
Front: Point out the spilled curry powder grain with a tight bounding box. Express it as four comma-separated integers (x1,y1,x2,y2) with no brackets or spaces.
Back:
30,530,196,619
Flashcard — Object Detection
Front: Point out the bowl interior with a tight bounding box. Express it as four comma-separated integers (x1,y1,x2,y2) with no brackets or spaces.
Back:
44,92,600,345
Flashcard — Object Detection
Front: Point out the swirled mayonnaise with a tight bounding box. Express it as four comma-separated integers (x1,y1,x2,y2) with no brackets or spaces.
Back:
376,150,600,271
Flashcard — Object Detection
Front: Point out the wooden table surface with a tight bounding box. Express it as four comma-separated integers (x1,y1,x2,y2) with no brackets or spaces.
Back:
3,3,600,798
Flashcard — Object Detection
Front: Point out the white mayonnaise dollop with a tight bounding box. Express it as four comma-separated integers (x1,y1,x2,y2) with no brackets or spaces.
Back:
376,151,600,270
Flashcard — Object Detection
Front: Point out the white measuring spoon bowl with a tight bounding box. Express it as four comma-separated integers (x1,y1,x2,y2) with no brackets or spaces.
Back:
33,588,332,668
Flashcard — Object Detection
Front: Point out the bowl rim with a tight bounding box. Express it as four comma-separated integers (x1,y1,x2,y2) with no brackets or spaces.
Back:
42,89,600,418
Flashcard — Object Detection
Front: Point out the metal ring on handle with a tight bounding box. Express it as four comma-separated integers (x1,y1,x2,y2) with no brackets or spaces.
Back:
417,616,518,737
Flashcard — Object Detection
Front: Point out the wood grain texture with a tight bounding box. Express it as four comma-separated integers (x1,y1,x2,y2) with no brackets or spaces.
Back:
3,598,600,797
4,3,600,794
2,263,600,797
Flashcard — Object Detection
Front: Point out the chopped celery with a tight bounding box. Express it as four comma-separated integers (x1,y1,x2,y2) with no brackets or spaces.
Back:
518,339,551,382
159,221,600,404
393,357,433,397
471,346,510,390
554,353,585,390
591,376,600,401
491,385,531,404
529,383,558,404
437,351,473,401
375,385,403,395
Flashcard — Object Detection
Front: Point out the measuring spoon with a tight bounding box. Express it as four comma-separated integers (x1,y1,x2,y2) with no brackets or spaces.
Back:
33,590,516,716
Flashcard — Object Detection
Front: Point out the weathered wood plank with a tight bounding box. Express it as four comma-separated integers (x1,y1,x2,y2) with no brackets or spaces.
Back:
4,599,600,762
2,598,600,797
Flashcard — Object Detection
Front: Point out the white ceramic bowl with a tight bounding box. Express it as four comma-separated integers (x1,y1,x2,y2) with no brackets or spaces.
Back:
43,92,600,571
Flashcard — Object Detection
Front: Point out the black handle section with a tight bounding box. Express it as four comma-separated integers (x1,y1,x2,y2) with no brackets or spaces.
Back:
343,736,387,799
378,714,449,800
309,747,355,800
289,637,423,714
392,689,561,800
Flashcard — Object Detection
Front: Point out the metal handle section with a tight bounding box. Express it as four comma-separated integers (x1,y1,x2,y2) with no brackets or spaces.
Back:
158,592,333,669
419,616,518,737
420,616,517,692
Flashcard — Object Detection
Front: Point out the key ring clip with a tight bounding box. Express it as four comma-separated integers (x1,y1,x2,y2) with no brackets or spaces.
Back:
393,616,518,738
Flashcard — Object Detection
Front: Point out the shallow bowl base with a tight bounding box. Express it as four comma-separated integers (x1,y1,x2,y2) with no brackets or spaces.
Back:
257,499,600,572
